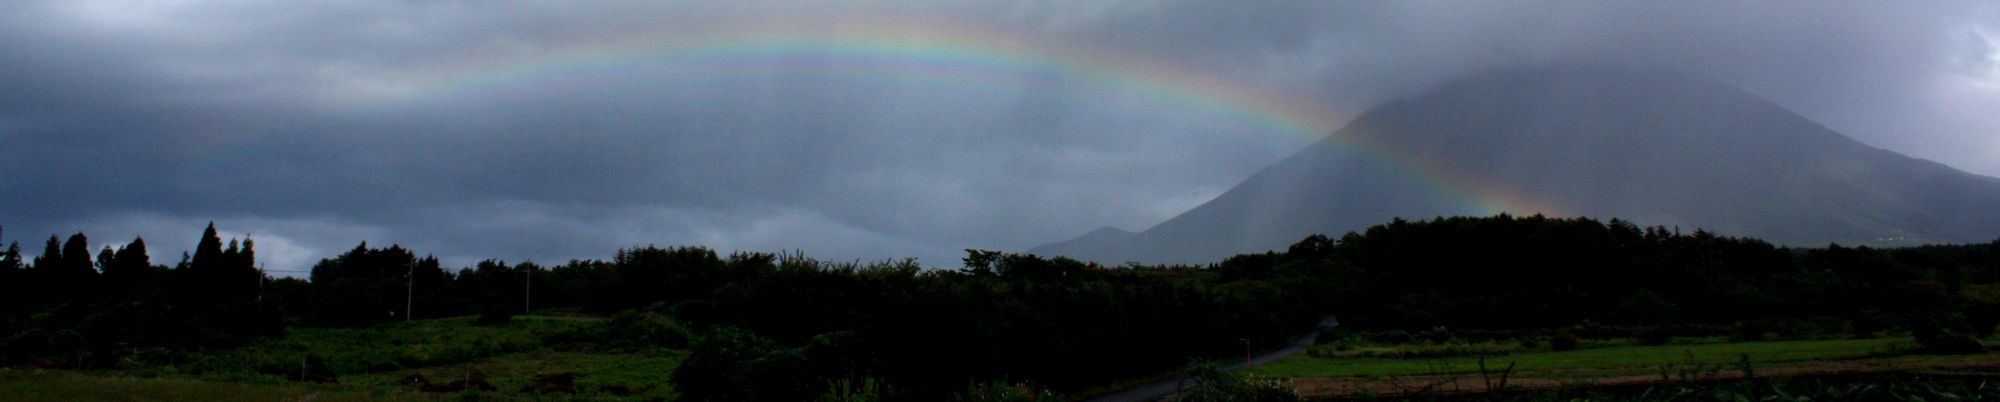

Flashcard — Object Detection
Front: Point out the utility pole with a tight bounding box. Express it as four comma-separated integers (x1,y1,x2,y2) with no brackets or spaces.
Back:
406,255,415,322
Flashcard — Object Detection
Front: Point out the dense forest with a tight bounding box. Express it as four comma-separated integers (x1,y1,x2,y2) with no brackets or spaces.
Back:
1,215,1997,399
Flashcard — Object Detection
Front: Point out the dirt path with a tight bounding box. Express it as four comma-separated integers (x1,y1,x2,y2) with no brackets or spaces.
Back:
1085,317,1338,402
1289,355,2000,399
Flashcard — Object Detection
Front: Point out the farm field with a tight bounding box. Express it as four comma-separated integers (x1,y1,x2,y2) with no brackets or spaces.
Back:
1250,336,2000,399
1251,337,1910,378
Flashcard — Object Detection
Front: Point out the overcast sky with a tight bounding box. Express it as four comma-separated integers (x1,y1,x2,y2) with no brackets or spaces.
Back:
3,1,1997,273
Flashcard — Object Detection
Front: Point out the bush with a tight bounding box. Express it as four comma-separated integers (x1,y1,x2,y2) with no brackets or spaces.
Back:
1365,330,1414,345
1913,322,1984,355
1729,321,1767,342
1355,342,1510,359
1549,333,1579,352
946,381,1059,402
672,327,818,401
1850,311,1888,338
1171,361,1298,402
1313,331,1343,345
819,377,905,402
600,308,690,348
1636,327,1673,345
1416,327,1454,344
475,308,514,326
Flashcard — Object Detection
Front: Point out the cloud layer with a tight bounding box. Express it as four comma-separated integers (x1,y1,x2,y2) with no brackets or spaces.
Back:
3,1,1996,272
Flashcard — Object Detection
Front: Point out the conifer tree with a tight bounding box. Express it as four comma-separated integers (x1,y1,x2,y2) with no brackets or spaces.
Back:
0,227,17,304
0,225,19,274
192,222,222,273
33,236,59,272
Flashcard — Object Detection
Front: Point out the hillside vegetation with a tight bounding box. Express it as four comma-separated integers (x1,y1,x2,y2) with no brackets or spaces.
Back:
1,214,1997,400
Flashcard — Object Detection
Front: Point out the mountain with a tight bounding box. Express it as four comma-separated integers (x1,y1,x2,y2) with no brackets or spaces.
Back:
1031,66,2000,264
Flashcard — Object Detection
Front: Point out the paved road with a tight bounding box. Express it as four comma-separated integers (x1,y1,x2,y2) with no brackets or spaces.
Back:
1084,317,1338,402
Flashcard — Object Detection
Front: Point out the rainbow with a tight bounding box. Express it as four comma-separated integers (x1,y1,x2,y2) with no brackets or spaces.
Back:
368,13,1559,217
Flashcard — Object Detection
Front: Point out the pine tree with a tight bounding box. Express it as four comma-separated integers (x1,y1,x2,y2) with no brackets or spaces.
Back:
240,236,256,273
192,222,223,273
61,233,95,277
1,242,17,271
0,227,18,304
58,233,98,301
104,237,152,290
33,236,59,272
113,238,149,274
0,226,19,273
96,246,117,273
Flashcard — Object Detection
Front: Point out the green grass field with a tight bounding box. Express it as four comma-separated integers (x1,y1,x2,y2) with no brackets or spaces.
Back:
1249,337,1911,378
0,368,431,402
0,315,686,401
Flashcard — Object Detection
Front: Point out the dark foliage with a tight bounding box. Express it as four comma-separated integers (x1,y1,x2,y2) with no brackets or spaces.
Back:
1317,215,2000,340
3,216,1997,399
0,223,277,367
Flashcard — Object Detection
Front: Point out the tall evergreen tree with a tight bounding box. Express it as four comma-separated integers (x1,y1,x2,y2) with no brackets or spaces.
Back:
114,238,149,274
0,227,18,305
61,233,92,275
192,222,223,273
102,238,153,293
33,236,59,272
1,242,18,273
0,225,20,275
240,237,256,273
58,233,98,301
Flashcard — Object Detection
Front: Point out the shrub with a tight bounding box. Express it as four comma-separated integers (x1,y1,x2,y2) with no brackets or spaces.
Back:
1729,321,1767,342
819,377,905,402
1355,342,1510,359
1417,327,1454,344
475,308,514,326
1171,361,1298,402
672,327,818,401
1549,333,1579,352
1850,311,1888,338
946,381,1059,402
1636,327,1673,346
1366,330,1414,345
1313,331,1343,345
1913,323,1984,355
600,308,690,348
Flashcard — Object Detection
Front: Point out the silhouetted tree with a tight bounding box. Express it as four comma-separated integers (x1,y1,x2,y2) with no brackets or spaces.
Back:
60,233,91,276
190,222,223,273
0,227,19,303
99,238,156,297
32,236,59,273
306,243,432,326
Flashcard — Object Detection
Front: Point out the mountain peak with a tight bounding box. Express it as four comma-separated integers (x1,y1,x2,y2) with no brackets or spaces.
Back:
1081,226,1134,238
1031,66,2000,264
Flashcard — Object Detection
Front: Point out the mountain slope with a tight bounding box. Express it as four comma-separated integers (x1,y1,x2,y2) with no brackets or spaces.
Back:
1032,67,2000,264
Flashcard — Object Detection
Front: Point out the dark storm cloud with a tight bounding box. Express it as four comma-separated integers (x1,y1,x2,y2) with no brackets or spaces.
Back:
2,1,1995,272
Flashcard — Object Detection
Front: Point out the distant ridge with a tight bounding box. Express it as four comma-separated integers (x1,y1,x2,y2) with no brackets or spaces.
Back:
1032,67,2000,264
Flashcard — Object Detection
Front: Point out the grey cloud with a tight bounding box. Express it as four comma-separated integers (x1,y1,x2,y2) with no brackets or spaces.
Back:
3,1,1997,272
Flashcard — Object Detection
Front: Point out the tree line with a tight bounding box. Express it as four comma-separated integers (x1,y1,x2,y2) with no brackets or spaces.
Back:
0,222,1325,398
0,224,278,367
3,215,1998,399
